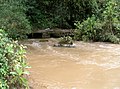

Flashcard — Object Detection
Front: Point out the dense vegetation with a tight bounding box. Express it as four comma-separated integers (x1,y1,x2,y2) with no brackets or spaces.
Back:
0,0,119,43
74,0,120,43
26,0,100,29
0,29,29,89
0,0,31,39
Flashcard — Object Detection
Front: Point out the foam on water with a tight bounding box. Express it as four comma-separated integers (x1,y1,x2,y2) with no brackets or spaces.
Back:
25,39,120,89
43,42,120,70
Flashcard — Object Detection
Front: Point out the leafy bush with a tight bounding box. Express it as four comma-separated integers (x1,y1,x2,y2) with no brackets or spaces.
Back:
99,0,120,43
0,29,29,89
58,36,73,45
74,0,120,43
74,15,102,42
0,0,31,39
102,0,120,37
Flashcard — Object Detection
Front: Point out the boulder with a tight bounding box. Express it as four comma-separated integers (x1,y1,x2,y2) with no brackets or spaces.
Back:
53,43,75,48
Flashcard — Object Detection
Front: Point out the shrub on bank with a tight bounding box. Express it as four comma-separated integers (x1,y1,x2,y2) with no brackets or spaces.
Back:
0,29,29,89
58,36,73,45
74,0,120,43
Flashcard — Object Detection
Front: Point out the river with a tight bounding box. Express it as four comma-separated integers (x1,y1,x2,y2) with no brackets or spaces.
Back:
24,38,120,89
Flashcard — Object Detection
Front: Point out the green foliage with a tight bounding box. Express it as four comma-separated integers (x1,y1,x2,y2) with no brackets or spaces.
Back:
26,0,99,29
103,33,119,44
102,0,120,32
0,29,29,89
74,0,120,43
74,15,102,41
100,0,120,43
58,36,73,45
26,0,58,29
0,0,31,39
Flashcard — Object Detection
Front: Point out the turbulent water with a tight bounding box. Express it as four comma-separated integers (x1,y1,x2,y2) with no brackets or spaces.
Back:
24,39,120,89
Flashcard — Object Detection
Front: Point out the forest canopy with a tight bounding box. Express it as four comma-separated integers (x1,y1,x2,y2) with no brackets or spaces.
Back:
0,0,120,43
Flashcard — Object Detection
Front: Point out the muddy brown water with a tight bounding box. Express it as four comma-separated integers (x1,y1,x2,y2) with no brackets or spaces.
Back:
24,39,120,89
